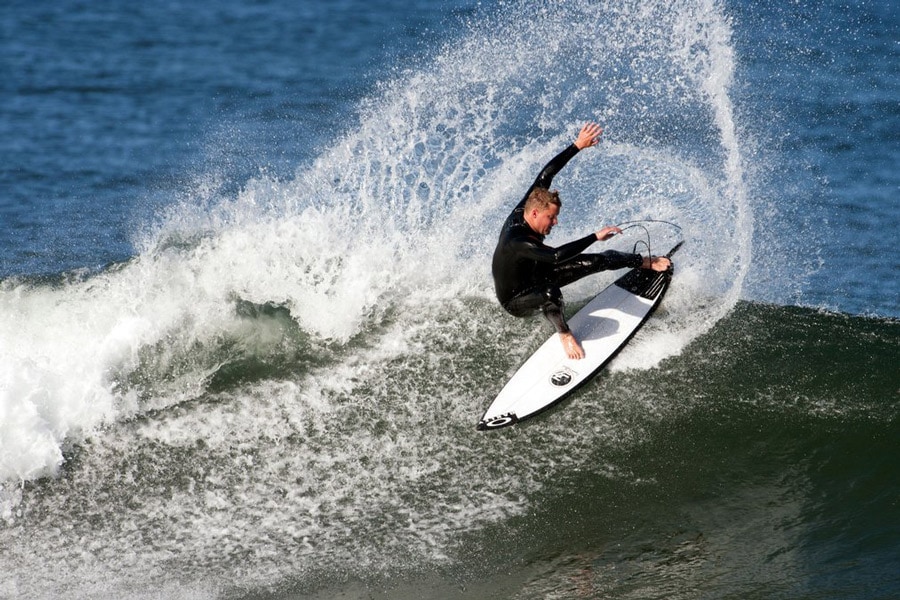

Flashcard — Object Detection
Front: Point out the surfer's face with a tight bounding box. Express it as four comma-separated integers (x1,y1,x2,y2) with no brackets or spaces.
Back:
530,205,560,236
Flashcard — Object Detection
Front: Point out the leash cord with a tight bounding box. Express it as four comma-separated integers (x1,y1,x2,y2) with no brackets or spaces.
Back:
613,219,682,259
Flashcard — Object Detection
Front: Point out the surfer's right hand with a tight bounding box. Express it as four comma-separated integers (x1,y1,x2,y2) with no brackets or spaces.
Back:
574,122,603,150
643,256,671,272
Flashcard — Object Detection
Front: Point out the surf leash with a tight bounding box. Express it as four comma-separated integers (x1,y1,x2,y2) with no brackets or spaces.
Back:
612,218,683,260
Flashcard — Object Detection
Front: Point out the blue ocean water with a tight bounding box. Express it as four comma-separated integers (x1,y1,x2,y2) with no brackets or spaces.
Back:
1,1,897,599
1,0,459,277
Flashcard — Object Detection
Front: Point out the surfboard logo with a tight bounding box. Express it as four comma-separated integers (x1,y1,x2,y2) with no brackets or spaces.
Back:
550,368,575,387
478,412,519,430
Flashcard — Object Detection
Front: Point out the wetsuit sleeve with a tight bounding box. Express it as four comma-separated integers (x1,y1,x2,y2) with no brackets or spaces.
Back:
509,233,597,264
512,143,582,212
531,143,580,191
595,250,645,270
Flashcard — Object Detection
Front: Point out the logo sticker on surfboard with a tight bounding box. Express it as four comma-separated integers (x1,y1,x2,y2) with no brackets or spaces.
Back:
550,368,576,387
478,412,519,430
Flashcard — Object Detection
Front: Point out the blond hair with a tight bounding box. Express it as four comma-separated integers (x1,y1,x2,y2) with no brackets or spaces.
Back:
524,188,561,213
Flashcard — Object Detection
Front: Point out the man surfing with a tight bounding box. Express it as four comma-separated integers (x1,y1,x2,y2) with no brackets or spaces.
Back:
491,122,671,360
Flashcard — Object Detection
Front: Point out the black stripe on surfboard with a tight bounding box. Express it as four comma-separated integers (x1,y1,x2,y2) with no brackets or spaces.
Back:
614,241,682,299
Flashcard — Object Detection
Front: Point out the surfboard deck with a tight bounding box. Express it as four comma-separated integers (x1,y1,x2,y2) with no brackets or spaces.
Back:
477,243,682,430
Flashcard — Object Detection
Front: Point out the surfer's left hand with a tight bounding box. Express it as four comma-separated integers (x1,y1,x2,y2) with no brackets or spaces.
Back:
596,226,621,241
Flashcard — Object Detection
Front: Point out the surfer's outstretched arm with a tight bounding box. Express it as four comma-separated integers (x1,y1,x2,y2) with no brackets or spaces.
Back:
533,122,603,188
513,122,605,213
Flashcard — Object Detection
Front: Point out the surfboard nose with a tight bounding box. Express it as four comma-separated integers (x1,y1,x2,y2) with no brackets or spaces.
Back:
477,412,519,430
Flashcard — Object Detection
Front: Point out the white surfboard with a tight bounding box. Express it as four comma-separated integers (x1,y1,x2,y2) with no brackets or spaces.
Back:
477,243,682,430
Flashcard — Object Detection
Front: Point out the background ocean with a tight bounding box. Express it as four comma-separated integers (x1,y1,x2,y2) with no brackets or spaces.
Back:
1,0,897,598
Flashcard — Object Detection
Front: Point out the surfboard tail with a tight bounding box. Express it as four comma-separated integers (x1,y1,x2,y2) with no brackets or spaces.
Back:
615,268,668,299
665,241,684,258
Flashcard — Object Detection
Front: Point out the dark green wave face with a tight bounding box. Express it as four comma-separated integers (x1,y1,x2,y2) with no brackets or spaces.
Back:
487,303,899,599
2,302,897,598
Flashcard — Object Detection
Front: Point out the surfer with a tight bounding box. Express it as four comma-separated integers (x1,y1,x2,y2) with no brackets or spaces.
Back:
492,122,671,360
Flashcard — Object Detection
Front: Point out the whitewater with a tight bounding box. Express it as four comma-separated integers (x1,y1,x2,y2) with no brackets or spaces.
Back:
7,0,878,597
2,0,747,485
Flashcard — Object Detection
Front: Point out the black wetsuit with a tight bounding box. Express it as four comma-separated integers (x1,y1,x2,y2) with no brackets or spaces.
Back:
491,143,643,334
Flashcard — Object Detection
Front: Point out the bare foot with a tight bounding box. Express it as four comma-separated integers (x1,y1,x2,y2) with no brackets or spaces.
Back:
560,331,585,360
